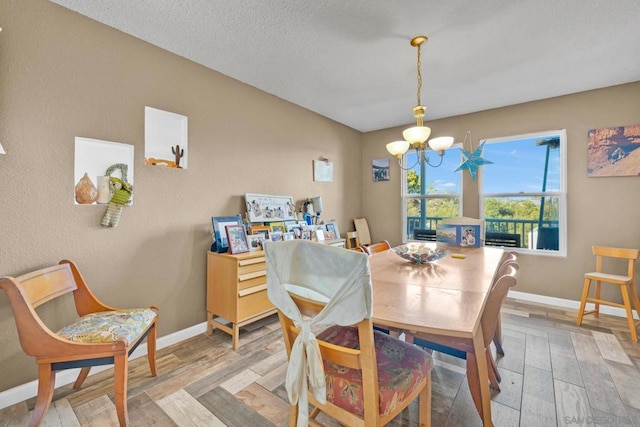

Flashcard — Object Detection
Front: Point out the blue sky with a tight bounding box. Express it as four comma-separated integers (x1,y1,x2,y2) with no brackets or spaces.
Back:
408,135,561,194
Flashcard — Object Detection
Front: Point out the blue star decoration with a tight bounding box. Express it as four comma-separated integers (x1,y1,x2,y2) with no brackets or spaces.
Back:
455,142,493,181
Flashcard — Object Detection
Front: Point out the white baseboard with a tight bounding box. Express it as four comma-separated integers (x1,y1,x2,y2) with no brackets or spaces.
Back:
508,290,640,320
0,321,208,411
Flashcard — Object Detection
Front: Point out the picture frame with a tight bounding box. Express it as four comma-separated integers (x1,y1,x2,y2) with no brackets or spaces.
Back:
249,225,270,240
269,221,286,234
283,232,295,241
372,158,390,182
271,231,284,242
247,234,266,252
587,124,640,177
324,221,340,240
245,193,297,222
225,225,250,254
315,229,325,242
211,215,243,253
300,229,312,240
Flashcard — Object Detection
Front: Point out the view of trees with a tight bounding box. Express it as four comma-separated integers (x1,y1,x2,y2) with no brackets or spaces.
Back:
407,170,559,222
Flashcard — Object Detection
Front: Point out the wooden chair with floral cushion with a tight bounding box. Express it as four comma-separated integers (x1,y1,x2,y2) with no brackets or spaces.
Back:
265,240,432,427
0,260,158,427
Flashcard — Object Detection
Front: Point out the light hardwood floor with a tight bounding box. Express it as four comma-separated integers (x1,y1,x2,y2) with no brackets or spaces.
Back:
2,298,640,426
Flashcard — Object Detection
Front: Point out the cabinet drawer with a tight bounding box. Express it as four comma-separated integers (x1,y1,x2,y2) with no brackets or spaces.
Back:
238,261,266,276
238,289,274,321
238,272,266,290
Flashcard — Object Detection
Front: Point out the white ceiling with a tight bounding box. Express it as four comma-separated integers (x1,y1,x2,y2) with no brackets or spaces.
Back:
50,0,640,132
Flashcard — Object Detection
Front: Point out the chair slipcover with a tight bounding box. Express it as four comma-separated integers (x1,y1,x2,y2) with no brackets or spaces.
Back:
265,240,371,427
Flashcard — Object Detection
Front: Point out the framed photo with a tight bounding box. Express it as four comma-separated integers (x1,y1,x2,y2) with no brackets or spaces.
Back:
271,231,284,242
247,234,266,251
315,229,325,242
372,158,390,182
245,193,297,222
225,225,249,254
270,221,286,234
211,215,243,253
300,229,312,240
324,221,340,240
587,124,640,177
283,232,295,241
249,225,270,240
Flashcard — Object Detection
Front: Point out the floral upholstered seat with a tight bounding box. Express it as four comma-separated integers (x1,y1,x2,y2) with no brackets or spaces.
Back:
317,325,433,417
58,308,157,345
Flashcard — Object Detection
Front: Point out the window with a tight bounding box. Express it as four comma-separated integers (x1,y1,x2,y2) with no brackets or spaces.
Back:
479,130,567,255
402,146,462,242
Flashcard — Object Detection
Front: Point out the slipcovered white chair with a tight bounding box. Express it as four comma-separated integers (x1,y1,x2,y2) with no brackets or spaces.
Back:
265,240,433,427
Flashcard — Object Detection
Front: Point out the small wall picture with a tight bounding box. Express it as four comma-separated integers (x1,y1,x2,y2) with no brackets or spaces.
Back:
372,158,390,182
587,124,640,177
225,225,249,254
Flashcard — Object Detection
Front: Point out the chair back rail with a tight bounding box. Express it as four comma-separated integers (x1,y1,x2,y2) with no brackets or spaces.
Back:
14,264,77,308
592,246,640,278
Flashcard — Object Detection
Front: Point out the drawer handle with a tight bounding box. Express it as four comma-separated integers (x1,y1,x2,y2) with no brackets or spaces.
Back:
238,284,267,297
239,257,266,266
239,270,266,281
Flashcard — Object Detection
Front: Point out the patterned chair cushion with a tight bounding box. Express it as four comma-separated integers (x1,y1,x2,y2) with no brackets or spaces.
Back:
316,325,432,417
57,308,156,345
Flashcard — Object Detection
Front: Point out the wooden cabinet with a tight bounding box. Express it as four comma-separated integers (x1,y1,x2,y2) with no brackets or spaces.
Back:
206,250,276,349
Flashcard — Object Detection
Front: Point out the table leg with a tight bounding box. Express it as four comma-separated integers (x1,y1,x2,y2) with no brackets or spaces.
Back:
470,329,493,426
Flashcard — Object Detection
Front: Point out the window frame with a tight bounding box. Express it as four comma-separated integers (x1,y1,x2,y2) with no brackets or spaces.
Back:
478,129,567,257
401,143,463,243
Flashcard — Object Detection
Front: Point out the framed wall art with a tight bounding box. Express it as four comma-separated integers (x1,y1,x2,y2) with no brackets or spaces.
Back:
247,234,266,251
245,193,296,222
372,158,390,182
225,225,249,254
587,124,640,177
249,225,270,240
211,215,243,253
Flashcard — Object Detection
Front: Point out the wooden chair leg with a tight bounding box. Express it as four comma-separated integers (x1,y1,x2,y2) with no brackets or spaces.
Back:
487,349,501,391
493,317,504,356
594,280,601,318
631,285,640,322
465,352,482,416
113,352,129,426
576,278,591,325
621,285,638,342
30,364,55,427
289,404,298,427
147,324,157,376
419,371,432,427
73,367,91,390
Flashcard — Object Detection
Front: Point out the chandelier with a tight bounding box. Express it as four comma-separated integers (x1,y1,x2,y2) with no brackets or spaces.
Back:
386,35,454,169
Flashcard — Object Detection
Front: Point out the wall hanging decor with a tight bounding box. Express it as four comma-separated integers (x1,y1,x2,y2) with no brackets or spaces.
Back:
101,164,132,227
372,158,390,181
455,131,493,181
587,124,640,177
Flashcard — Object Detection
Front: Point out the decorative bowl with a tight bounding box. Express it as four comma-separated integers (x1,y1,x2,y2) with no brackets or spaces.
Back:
392,244,450,264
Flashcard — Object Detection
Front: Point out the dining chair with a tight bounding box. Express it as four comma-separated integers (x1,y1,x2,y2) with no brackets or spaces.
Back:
0,260,159,427
265,240,433,427
363,240,391,256
353,217,372,246
577,245,640,341
406,265,518,411
493,251,519,356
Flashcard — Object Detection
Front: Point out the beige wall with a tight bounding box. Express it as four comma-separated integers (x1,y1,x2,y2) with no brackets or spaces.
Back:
0,0,362,391
363,81,640,301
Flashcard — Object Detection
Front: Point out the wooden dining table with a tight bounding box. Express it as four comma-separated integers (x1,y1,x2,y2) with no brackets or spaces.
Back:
369,244,505,426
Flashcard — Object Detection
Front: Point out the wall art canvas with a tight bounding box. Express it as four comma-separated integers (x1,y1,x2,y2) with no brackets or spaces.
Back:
587,124,640,177
245,193,296,222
